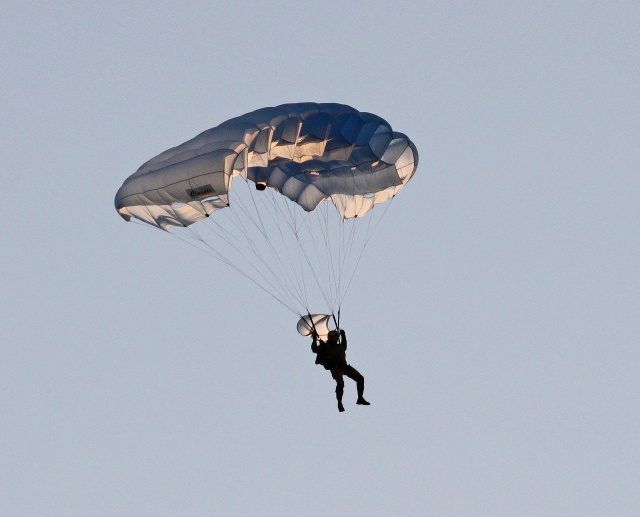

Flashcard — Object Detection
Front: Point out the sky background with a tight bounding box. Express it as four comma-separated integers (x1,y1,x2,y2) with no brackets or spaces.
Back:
2,1,639,515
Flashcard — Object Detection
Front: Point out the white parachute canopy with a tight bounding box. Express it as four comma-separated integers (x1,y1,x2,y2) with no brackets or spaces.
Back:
115,102,418,318
296,314,335,339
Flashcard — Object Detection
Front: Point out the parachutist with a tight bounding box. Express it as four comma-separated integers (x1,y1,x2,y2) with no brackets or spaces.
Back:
115,103,418,367
311,328,369,412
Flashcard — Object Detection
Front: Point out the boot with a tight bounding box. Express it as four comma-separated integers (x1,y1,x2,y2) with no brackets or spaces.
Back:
356,397,370,405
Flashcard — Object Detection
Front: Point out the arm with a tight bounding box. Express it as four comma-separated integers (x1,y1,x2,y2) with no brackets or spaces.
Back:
311,331,319,353
340,329,347,350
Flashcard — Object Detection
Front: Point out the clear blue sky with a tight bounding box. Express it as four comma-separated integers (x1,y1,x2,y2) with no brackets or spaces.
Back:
2,2,639,515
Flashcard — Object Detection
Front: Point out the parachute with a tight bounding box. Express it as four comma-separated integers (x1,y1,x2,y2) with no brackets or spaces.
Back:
115,102,418,321
297,314,335,340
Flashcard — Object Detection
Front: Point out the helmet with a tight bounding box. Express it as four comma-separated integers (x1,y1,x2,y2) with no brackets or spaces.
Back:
328,330,340,339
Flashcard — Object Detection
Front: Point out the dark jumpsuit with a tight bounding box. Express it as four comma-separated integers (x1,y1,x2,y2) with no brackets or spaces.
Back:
311,334,365,401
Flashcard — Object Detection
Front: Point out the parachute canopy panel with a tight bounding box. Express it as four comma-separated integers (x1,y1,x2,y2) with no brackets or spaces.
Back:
114,103,418,229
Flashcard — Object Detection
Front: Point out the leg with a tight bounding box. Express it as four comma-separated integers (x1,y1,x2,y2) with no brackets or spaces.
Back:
342,364,369,405
331,369,345,412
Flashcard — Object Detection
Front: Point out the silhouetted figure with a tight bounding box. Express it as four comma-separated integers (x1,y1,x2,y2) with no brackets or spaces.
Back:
311,329,370,412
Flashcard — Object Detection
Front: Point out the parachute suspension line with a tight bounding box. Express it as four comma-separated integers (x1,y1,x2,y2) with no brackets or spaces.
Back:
259,187,335,314
164,224,299,315
130,218,162,232
336,212,372,309
324,200,340,311
244,184,304,308
311,203,330,308
335,207,344,309
227,192,300,303
235,184,308,308
197,205,304,311
306,204,333,309
293,206,333,311
198,215,281,288
325,203,337,311
185,224,297,312
340,215,362,303
297,207,322,287
338,213,353,308
340,195,397,306
257,186,310,309
220,194,306,309
329,205,339,311
335,170,364,312
297,200,336,312
338,211,362,307
278,192,317,313
246,184,309,311
335,212,345,309
278,192,311,311
288,196,312,310
307,312,317,333
310,200,337,312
